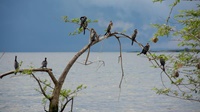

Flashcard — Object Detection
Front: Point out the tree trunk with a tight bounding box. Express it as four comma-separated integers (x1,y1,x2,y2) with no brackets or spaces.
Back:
49,99,58,112
49,85,61,112
49,37,106,112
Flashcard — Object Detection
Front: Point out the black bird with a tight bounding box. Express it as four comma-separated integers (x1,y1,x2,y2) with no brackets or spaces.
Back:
139,43,150,55
41,57,47,68
14,56,19,75
104,21,113,36
160,57,165,71
79,16,87,29
82,21,88,35
90,28,97,43
131,29,138,45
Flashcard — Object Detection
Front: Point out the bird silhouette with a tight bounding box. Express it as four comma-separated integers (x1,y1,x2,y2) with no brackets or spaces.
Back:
83,21,88,35
90,28,97,43
160,56,165,71
131,29,138,45
14,56,19,75
79,16,87,29
138,43,150,55
41,57,47,68
104,21,113,36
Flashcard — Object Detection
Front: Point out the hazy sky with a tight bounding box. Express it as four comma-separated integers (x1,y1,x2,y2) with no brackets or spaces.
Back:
0,0,198,52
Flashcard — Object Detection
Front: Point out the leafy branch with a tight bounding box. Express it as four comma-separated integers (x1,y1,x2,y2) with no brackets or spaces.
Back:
151,0,200,102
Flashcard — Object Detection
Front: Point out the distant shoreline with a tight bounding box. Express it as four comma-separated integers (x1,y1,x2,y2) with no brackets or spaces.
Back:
128,48,200,53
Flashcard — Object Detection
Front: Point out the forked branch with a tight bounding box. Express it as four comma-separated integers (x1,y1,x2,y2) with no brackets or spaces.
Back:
0,68,58,85
31,73,50,100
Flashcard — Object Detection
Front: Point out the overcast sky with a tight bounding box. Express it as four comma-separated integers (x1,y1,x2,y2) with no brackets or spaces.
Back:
0,0,198,52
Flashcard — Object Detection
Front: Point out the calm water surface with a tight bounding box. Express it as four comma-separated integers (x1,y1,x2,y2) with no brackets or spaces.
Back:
0,52,199,112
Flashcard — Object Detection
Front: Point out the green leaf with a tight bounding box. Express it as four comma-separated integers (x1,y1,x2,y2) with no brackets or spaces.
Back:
93,20,98,23
174,78,184,84
173,90,178,96
152,0,163,3
60,89,71,97
77,84,83,90
63,16,69,22
22,69,32,75
71,18,79,23
87,19,91,23
42,97,47,105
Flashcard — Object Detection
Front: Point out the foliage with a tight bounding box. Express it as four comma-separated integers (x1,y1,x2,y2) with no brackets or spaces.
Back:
34,76,87,111
152,0,164,3
59,84,87,110
151,24,173,37
152,0,200,102
63,16,98,36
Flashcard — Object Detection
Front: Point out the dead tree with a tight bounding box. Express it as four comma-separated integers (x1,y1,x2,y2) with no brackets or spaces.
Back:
0,17,173,112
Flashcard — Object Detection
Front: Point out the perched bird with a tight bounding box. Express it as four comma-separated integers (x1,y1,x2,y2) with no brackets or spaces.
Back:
41,57,47,68
131,29,138,45
139,43,150,55
104,21,113,36
90,28,98,43
79,16,87,29
82,21,88,35
14,56,19,75
160,56,165,71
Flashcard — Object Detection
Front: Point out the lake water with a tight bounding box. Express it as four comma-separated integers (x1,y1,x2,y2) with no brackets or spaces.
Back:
0,52,199,112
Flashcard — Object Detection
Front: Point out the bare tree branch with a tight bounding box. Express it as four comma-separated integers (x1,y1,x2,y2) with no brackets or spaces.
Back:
31,73,50,100
0,68,58,85
148,51,175,83
60,97,73,112
0,68,50,78
115,32,131,39
47,69,58,85
115,36,125,88
115,31,175,84
71,97,74,112
115,31,176,86
85,44,91,65
77,60,105,72
44,104,48,112
165,94,200,102
58,34,110,85
38,79,54,89
166,4,175,25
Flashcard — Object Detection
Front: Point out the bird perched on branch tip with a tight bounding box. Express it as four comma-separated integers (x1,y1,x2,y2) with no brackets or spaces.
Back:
14,56,19,75
131,29,138,45
104,21,113,36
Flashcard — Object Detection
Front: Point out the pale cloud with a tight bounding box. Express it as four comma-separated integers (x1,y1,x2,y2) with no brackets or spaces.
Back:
79,0,170,18
142,24,152,31
113,20,134,31
77,0,197,21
